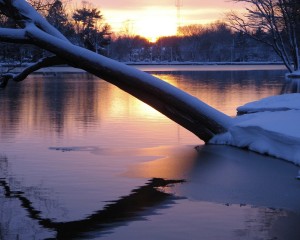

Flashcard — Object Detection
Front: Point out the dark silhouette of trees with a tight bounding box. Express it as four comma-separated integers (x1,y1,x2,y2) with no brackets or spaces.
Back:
109,35,150,61
27,0,56,14
108,21,280,63
46,0,71,34
0,0,112,61
72,2,111,53
156,36,182,62
0,1,282,64
177,22,233,62
227,0,300,74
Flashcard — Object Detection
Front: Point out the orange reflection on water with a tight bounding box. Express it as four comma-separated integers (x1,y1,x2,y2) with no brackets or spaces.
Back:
153,72,282,116
123,146,198,179
104,84,166,120
0,70,284,145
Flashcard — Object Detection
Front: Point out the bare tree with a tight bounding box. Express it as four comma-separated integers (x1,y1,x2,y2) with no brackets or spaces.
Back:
27,0,56,15
227,0,300,75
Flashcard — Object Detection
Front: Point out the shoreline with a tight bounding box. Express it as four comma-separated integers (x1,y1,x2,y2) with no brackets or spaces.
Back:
1,61,285,67
125,61,285,66
1,62,287,74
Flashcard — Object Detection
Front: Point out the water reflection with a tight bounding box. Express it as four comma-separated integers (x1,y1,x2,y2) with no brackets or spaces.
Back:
2,146,300,239
123,146,198,179
152,70,284,116
281,78,300,93
0,74,174,145
0,70,285,143
1,68,296,239
123,144,300,213
0,158,184,239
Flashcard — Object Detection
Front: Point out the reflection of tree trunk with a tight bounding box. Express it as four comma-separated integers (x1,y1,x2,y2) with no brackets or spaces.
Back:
56,178,184,239
281,78,300,93
0,177,184,239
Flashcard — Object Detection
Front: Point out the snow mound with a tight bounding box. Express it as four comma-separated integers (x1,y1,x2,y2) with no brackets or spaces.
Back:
211,94,300,165
286,70,300,78
237,93,300,114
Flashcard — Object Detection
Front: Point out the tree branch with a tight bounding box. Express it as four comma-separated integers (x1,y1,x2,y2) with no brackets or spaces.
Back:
0,27,30,43
25,26,232,141
0,0,69,42
0,56,67,88
226,0,295,73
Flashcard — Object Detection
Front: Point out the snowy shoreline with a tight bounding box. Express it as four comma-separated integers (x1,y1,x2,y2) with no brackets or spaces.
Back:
0,61,285,67
1,63,287,74
211,93,300,166
125,61,285,66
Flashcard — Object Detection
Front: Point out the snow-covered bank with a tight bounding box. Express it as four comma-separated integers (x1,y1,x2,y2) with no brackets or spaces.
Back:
125,61,285,66
286,70,300,78
210,94,300,165
2,66,86,74
2,64,286,74
237,93,300,114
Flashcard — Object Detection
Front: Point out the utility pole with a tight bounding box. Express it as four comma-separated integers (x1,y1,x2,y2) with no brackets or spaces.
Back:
175,0,183,34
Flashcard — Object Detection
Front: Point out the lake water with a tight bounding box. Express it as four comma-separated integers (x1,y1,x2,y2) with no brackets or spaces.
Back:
1,65,300,239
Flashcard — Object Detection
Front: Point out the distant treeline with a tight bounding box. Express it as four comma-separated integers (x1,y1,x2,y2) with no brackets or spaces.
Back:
109,22,280,63
0,0,280,64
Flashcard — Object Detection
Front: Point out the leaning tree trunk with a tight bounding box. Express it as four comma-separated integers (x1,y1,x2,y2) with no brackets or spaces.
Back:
27,28,233,142
0,0,233,142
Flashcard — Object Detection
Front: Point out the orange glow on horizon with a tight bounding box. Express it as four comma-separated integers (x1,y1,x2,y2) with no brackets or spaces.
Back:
104,7,178,42
134,8,177,42
72,0,244,41
102,7,237,41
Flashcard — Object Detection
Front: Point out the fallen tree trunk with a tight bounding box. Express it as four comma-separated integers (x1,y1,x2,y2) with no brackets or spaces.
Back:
0,0,233,142
27,27,233,142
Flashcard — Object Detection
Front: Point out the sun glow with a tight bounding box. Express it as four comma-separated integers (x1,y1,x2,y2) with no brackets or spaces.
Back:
75,1,244,42
105,7,177,42
134,8,177,42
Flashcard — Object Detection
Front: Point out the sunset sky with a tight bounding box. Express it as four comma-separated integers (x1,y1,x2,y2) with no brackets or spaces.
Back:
76,0,243,41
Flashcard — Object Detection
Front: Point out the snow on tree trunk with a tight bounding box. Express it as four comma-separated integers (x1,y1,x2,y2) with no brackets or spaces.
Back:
25,26,233,142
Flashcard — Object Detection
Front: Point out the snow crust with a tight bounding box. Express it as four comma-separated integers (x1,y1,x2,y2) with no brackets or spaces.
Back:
287,70,300,78
211,94,300,165
292,70,300,75
237,93,300,113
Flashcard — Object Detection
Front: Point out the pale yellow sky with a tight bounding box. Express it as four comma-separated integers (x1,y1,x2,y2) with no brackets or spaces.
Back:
72,0,243,41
